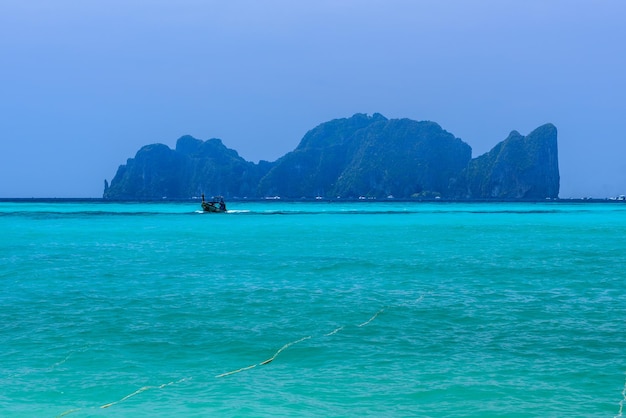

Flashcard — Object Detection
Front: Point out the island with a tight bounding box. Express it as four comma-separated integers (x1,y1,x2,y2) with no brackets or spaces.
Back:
103,113,559,200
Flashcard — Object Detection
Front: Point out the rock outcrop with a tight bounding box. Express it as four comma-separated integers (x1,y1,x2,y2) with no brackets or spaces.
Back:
103,114,560,200
103,136,272,199
449,123,559,199
258,113,472,198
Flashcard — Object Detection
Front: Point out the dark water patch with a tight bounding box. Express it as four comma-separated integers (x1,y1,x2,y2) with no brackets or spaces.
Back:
0,211,179,219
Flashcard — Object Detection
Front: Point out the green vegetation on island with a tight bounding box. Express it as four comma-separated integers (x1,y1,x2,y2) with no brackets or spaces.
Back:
103,113,559,200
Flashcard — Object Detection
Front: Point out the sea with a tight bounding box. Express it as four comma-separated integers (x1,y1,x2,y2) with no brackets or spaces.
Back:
1,200,625,417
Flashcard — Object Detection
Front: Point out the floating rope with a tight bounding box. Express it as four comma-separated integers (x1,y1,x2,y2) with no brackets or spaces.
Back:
101,378,190,409
55,297,425,415
56,408,81,417
357,308,384,327
56,378,190,417
324,326,344,337
259,336,312,365
215,306,392,378
616,373,626,418
215,363,258,378
215,336,313,377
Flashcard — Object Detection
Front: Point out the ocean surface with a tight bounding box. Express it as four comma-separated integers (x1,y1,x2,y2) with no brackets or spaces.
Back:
1,200,625,417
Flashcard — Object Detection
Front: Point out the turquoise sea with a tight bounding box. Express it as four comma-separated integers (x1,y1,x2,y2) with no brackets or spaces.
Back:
1,200,625,417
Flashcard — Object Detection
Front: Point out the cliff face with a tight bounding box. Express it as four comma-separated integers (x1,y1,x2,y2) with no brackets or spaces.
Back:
450,123,559,199
103,136,272,199
258,113,472,198
256,113,383,198
102,143,184,199
103,114,560,200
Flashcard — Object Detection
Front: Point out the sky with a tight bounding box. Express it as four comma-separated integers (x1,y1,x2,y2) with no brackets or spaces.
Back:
1,0,625,198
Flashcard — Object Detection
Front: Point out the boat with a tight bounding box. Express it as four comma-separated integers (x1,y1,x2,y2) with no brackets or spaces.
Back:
201,194,227,213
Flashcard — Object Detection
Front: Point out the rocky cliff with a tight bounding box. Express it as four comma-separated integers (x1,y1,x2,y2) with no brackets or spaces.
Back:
258,113,472,198
103,135,272,199
103,114,560,200
449,123,559,199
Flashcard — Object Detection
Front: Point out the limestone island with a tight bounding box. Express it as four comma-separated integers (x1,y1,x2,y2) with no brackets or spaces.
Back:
103,113,559,200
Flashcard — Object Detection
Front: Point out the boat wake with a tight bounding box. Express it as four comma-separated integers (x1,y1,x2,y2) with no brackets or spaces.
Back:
194,209,249,214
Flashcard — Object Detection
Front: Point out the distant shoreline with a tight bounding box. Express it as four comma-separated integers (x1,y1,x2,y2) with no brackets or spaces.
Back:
1,197,624,204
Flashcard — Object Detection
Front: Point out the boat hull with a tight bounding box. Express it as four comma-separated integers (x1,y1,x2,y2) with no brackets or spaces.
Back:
201,202,225,213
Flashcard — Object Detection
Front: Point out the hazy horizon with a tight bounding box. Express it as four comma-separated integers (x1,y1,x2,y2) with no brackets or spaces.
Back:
1,1,625,198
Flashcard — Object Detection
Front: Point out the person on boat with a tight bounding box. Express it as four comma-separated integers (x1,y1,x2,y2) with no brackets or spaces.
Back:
219,197,226,211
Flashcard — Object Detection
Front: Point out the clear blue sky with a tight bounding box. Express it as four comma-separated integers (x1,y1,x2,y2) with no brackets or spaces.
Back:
1,0,624,198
